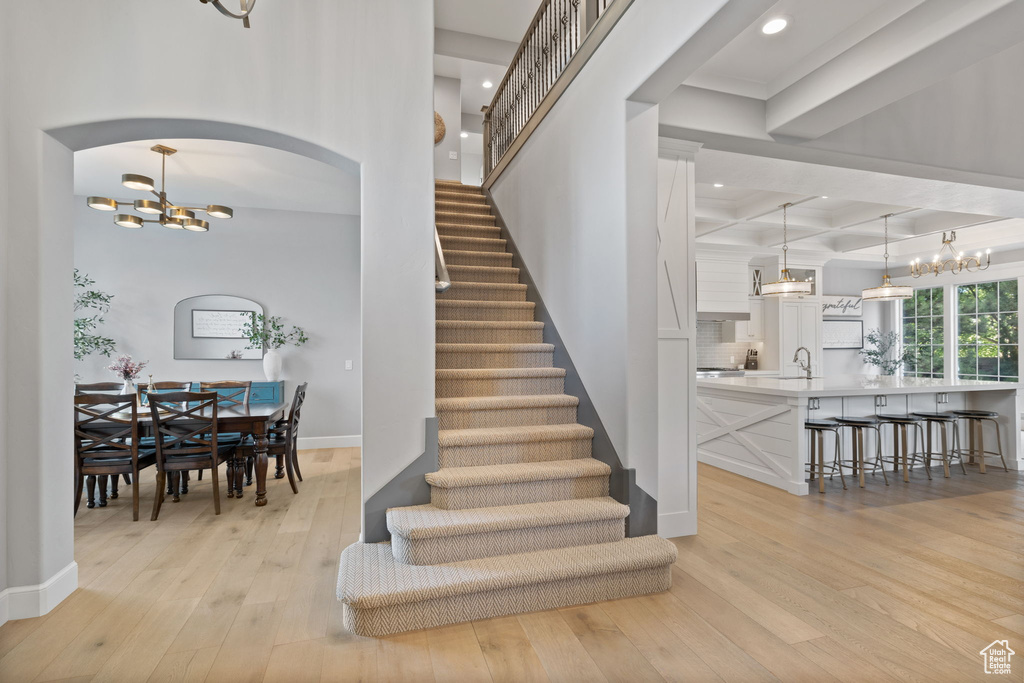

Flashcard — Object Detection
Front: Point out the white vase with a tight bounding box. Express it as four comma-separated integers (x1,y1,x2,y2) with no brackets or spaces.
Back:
121,379,136,395
263,349,283,381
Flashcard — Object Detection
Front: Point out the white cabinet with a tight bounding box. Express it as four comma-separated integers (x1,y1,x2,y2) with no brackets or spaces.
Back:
696,257,749,316
780,301,822,376
722,298,764,342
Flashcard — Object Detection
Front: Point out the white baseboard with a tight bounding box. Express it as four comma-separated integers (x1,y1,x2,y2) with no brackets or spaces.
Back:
0,561,78,626
297,435,361,449
658,510,696,539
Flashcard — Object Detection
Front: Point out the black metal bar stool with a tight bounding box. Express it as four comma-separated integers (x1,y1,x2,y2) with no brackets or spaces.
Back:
833,416,888,488
876,414,931,483
952,410,1008,473
805,419,845,493
911,412,966,478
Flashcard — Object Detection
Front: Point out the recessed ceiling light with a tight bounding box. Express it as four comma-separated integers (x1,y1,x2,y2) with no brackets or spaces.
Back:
713,183,724,188
460,131,468,138
482,80,493,88
761,17,788,35
821,195,829,199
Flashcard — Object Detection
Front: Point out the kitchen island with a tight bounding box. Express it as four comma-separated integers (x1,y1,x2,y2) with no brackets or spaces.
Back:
696,375,1023,494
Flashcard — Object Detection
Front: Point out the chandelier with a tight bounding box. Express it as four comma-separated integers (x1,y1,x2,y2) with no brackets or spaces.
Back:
86,145,233,232
862,214,912,301
199,0,255,28
910,231,991,278
762,202,813,297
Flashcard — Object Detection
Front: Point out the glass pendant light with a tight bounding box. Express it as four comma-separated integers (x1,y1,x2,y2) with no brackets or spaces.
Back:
762,202,813,297
862,213,912,301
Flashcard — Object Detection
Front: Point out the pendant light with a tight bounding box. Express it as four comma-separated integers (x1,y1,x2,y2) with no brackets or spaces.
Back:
862,213,912,301
762,202,813,297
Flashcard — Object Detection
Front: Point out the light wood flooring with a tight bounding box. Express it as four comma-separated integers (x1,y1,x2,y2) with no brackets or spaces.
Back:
0,450,1022,682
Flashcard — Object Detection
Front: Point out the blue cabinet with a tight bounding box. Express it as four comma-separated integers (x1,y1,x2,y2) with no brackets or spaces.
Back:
250,381,284,405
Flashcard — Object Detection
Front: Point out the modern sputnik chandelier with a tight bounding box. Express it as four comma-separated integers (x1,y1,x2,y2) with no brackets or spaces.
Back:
199,0,255,28
762,202,813,297
862,213,912,301
86,145,234,232
910,231,991,278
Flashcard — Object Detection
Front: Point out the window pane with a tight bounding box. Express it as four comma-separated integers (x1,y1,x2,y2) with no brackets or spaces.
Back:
1001,346,1018,379
931,287,944,316
999,279,1017,312
978,352,998,377
977,314,999,345
959,346,977,376
916,289,931,317
933,319,944,345
958,285,976,313
977,282,998,313
1000,315,1018,345
932,346,944,375
959,315,977,339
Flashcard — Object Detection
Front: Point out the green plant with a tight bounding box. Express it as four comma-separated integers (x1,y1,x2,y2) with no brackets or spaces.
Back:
859,328,916,376
74,269,116,361
242,314,308,351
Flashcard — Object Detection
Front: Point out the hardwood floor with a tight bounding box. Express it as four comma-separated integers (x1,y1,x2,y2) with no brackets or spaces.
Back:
1,451,1021,682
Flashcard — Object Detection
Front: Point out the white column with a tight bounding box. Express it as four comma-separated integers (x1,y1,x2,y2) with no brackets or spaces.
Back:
656,138,701,538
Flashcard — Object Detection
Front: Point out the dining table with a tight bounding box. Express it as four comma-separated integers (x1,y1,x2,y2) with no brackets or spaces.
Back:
134,400,287,506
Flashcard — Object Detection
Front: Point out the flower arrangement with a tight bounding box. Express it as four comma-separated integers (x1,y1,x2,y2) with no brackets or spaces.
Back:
858,329,915,376
226,350,244,359
107,354,148,381
242,314,309,350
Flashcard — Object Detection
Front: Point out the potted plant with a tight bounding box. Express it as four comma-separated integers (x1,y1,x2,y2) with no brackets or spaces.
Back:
74,269,116,361
107,354,148,395
242,314,308,381
858,328,915,376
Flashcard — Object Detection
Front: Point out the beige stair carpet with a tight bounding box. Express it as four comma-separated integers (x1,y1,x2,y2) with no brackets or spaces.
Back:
337,180,676,636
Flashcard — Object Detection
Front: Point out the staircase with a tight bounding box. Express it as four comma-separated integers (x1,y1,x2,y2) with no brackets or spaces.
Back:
336,180,676,637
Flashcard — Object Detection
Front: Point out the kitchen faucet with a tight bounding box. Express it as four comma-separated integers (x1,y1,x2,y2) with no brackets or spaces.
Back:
793,347,813,379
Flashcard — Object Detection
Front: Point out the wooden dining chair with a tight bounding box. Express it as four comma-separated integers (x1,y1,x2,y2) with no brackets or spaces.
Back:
197,381,252,489
75,382,135,500
74,393,156,521
148,391,237,519
239,382,307,494
137,382,195,495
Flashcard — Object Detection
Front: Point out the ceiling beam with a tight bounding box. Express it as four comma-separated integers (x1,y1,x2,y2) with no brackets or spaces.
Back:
766,0,1024,141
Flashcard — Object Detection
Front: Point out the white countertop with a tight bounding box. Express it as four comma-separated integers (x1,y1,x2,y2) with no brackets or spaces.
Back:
697,374,1021,397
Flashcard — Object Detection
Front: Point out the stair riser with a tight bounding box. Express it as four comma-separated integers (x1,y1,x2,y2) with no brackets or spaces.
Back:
436,286,527,303
391,518,624,566
436,327,543,344
431,475,609,510
436,225,501,240
435,375,562,398
439,237,508,253
436,304,535,322
436,213,497,226
342,565,671,637
438,437,591,467
436,350,553,370
436,201,492,215
436,405,577,430
444,252,513,267
447,266,520,284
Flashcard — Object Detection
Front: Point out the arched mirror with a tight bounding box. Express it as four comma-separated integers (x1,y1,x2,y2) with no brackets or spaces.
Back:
173,294,264,360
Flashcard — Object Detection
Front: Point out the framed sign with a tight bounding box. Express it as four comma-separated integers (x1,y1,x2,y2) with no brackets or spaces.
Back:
191,309,254,339
823,320,864,349
822,295,863,317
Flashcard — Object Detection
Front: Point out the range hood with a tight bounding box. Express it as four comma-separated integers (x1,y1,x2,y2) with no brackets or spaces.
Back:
697,311,751,322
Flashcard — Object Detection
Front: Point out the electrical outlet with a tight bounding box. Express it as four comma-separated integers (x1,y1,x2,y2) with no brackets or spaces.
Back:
449,151,458,160
345,360,353,371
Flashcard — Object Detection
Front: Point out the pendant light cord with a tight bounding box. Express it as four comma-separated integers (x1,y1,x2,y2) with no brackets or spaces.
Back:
782,203,790,272
883,213,891,279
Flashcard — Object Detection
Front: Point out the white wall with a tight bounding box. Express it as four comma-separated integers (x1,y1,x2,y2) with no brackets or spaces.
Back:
434,76,462,180
822,267,888,375
73,201,361,439
488,0,730,508
0,9,9,619
0,0,434,622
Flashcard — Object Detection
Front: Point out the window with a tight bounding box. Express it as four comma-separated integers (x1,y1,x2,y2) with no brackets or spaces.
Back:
956,280,1018,382
903,287,944,378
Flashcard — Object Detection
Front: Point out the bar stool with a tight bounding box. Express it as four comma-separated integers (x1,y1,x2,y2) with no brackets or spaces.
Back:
833,417,888,488
805,419,846,493
951,410,1008,473
876,414,931,483
911,412,966,478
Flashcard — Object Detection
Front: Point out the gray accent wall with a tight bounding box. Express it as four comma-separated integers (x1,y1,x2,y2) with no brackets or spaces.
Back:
363,418,438,543
486,194,658,537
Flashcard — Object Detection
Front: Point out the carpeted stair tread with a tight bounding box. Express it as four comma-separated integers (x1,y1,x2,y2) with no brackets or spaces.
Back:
438,423,592,447
337,536,676,610
436,282,527,302
435,191,487,204
439,236,508,253
443,249,514,266
435,299,536,321
447,264,521,284
436,342,553,354
436,321,543,332
436,200,492,214
436,366,562,379
434,392,575,414
387,497,628,540
425,457,608,488
436,213,497,225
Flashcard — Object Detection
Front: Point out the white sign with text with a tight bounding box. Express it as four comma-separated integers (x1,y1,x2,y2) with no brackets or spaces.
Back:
822,295,863,317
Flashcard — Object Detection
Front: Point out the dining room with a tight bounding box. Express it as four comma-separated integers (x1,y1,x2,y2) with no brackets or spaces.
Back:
71,137,363,519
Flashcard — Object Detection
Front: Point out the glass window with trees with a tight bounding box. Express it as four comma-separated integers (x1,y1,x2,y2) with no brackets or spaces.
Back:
956,279,1018,382
902,287,944,378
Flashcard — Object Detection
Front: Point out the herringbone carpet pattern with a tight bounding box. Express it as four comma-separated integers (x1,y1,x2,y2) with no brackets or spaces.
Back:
337,180,676,636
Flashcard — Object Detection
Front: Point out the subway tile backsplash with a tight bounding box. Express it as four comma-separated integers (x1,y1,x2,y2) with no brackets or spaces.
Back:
696,321,761,368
